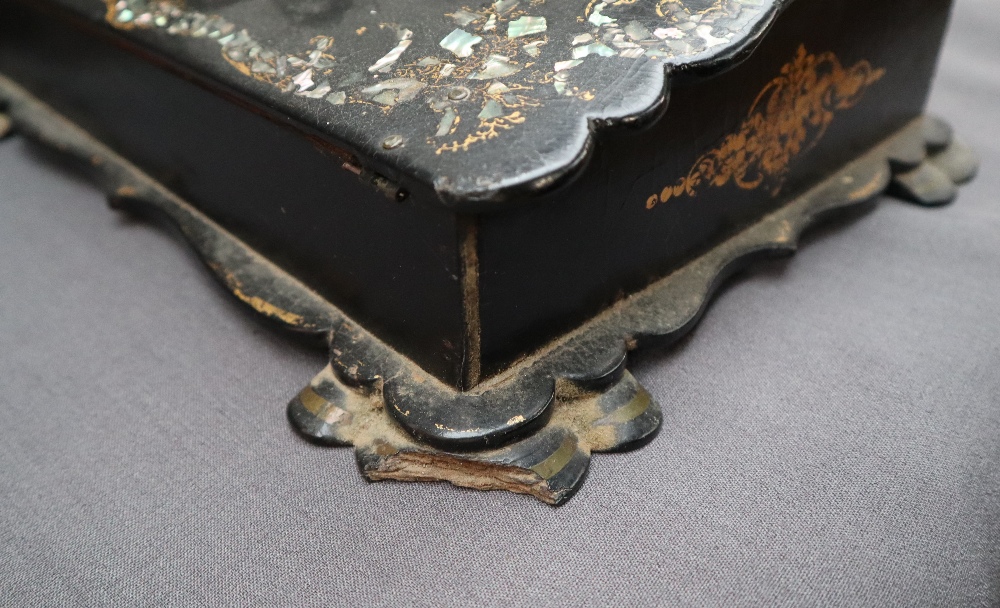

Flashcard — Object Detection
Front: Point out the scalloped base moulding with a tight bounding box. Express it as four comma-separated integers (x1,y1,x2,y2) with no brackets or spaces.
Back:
0,0,977,508
0,74,977,503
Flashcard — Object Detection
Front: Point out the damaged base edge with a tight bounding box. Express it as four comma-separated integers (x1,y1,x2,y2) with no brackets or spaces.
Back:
0,73,977,505
284,116,976,505
288,365,660,505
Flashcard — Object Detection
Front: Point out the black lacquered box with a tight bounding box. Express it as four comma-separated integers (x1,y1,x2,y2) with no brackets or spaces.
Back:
0,0,976,503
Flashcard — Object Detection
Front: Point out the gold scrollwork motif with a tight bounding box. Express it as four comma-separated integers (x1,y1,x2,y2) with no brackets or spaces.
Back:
647,46,886,210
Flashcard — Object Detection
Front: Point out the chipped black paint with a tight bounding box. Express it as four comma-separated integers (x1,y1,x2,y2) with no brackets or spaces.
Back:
0,0,978,502
0,69,976,503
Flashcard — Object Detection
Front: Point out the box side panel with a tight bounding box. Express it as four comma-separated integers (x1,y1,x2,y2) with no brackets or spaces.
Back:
0,0,469,385
477,0,953,378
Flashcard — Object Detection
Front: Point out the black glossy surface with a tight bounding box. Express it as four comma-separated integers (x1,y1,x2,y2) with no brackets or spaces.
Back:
476,0,953,378
0,0,959,393
0,1,469,385
46,0,787,205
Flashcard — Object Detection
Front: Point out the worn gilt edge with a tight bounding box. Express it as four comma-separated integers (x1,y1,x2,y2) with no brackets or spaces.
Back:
0,71,658,468
0,74,340,335
288,364,661,505
0,74,977,504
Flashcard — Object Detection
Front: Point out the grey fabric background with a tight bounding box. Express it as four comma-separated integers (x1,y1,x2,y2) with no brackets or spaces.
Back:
1,1,998,605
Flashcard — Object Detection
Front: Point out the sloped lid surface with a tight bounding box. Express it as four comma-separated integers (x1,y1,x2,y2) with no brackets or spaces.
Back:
68,0,785,206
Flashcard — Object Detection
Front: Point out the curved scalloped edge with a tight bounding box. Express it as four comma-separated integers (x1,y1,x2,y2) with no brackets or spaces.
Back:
95,0,791,208
0,75,977,503
284,117,976,504
434,0,793,207
322,116,977,452
288,364,661,505
0,75,340,336
889,120,978,206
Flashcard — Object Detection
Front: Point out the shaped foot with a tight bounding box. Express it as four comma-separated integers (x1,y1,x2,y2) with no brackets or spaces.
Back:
889,117,978,206
288,365,662,505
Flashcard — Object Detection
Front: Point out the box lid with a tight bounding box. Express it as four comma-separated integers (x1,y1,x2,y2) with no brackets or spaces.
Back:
63,0,785,208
